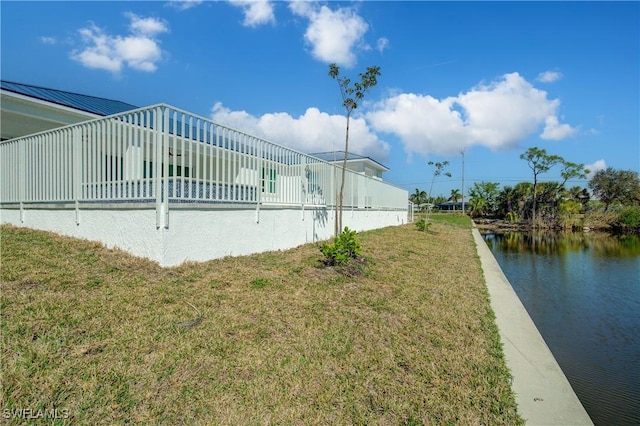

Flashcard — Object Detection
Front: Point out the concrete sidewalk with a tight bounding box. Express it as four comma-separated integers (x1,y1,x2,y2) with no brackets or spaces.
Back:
472,227,593,425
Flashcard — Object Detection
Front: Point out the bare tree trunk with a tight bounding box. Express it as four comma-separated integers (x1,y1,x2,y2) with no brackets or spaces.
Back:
532,177,538,228
337,113,351,236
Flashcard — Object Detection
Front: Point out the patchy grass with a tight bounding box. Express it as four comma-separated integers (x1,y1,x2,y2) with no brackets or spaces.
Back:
0,221,522,425
428,212,471,228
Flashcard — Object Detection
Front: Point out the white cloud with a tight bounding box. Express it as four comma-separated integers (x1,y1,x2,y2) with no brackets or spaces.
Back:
376,37,389,53
537,70,563,83
126,12,169,36
229,0,276,27
540,115,577,140
72,25,123,73
366,93,468,156
290,2,368,67
40,36,57,45
166,0,203,11
114,36,163,72
70,13,169,74
367,72,577,156
211,102,390,160
585,159,607,180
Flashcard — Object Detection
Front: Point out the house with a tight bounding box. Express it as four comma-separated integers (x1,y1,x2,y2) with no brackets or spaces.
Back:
1,80,138,140
0,81,409,266
436,201,468,211
310,151,388,180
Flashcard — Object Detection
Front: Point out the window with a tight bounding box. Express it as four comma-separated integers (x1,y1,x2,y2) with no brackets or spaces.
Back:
261,167,277,193
306,168,322,195
141,162,190,178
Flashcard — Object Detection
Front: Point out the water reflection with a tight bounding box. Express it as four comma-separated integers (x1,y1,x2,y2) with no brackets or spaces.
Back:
484,231,640,257
482,231,640,426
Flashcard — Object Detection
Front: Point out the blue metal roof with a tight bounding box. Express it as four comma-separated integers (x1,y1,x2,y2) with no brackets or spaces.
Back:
1,80,138,117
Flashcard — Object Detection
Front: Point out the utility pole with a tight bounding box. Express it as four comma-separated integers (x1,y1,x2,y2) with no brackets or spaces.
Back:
460,150,465,214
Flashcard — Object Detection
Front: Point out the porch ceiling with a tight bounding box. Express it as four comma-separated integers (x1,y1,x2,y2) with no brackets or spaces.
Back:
1,91,96,140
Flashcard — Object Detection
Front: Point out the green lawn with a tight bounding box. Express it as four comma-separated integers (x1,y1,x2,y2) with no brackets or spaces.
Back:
1,217,523,425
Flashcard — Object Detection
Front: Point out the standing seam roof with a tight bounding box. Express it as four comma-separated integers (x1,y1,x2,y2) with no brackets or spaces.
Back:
1,80,139,117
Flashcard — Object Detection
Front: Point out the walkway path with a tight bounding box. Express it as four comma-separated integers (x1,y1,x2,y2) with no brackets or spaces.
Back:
472,227,593,425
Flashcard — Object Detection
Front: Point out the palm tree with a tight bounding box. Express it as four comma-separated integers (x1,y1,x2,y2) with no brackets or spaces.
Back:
449,189,461,211
468,197,488,218
513,182,533,220
567,186,590,208
497,185,518,218
410,188,427,210
468,181,500,218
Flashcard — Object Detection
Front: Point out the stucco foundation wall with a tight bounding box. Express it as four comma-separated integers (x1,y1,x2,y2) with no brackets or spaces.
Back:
2,206,407,267
163,208,407,266
1,207,164,263
342,209,408,233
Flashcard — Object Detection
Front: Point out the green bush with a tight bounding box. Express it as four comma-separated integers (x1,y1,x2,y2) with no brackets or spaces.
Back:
504,211,519,223
614,206,640,233
415,218,431,232
320,227,362,266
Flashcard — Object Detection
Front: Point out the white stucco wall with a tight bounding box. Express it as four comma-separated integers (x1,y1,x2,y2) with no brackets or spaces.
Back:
1,207,164,262
1,205,407,267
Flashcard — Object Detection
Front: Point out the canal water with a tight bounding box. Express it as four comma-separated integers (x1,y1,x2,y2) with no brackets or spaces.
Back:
481,231,640,426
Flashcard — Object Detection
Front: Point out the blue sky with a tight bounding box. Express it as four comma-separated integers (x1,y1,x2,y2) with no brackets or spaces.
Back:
2,1,638,198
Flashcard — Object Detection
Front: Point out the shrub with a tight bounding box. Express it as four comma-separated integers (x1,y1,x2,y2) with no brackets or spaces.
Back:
614,206,640,234
415,218,431,232
504,211,519,223
320,227,362,266
583,209,617,230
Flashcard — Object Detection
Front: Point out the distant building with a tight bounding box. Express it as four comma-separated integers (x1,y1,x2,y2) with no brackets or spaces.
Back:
436,201,468,211
310,151,388,180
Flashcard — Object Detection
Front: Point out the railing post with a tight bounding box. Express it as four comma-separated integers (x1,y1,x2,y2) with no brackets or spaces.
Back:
73,127,83,225
154,107,162,229
162,106,170,229
351,172,355,217
330,162,335,222
19,139,26,223
301,155,306,221
256,140,262,223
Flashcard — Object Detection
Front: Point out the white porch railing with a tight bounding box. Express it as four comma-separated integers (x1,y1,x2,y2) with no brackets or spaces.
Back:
0,104,408,226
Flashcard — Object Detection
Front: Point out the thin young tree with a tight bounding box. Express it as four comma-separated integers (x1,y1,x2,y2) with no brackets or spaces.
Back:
520,147,561,227
520,147,587,227
427,161,451,204
328,63,381,237
425,161,451,221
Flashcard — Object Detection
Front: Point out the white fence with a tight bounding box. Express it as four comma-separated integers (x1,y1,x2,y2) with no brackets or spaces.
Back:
0,104,408,227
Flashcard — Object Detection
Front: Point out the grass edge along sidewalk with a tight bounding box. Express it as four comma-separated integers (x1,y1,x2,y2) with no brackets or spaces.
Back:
1,215,523,425
472,227,593,425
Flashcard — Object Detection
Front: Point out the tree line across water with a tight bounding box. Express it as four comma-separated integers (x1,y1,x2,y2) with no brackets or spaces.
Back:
409,147,640,234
